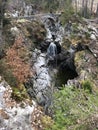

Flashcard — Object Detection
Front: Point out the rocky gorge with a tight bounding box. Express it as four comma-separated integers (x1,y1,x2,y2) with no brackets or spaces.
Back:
0,1,98,129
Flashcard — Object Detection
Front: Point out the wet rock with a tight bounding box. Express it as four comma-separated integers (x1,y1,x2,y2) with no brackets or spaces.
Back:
88,25,98,34
66,41,98,90
40,40,50,52
24,15,64,112
90,33,97,40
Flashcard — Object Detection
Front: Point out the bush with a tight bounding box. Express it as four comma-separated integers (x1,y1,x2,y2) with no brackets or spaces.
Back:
0,59,18,86
11,84,30,102
0,59,30,101
6,36,31,84
47,86,98,130
82,80,92,93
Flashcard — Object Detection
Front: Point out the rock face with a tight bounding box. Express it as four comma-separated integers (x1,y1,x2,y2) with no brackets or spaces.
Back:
0,78,35,130
65,19,98,90
67,43,98,90
27,49,53,108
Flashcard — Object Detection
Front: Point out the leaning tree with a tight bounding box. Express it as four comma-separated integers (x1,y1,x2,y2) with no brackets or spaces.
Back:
0,0,7,45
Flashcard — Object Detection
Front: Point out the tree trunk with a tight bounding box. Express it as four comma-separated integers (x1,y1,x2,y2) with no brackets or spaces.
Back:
0,0,7,45
75,0,77,14
82,0,85,16
0,0,3,45
82,0,88,18
96,3,98,17
85,0,88,18
91,0,94,16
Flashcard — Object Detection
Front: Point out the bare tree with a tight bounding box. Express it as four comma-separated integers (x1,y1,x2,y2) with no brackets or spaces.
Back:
82,0,89,18
75,0,77,14
96,3,98,17
91,0,94,16
0,0,4,45
82,0,85,16
0,0,7,45
85,0,88,17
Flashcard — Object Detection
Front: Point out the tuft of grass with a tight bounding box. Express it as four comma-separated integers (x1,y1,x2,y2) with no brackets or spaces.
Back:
81,80,92,93
11,84,30,102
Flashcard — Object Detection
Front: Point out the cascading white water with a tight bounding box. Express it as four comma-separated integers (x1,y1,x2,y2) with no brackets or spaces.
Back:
32,48,53,107
46,28,52,39
24,5,32,17
32,49,52,98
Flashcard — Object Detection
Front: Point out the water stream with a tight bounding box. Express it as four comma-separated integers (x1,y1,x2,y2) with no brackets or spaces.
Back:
11,13,78,114
25,15,64,113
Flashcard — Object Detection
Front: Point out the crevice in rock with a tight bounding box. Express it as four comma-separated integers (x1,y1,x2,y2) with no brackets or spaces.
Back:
56,51,78,87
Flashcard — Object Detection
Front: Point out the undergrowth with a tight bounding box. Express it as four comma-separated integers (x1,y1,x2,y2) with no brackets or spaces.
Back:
44,85,98,130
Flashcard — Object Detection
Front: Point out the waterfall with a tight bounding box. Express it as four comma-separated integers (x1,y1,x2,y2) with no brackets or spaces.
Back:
26,15,64,113
47,42,57,57
24,5,32,17
46,28,52,39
